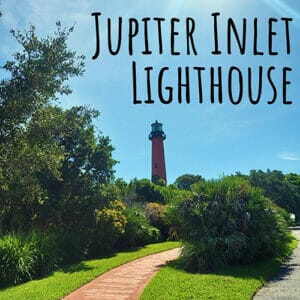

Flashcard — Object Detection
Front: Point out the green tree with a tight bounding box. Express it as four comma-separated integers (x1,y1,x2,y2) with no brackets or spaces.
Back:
0,24,84,138
0,105,117,231
0,24,118,233
0,24,84,231
249,169,295,214
174,174,204,190
126,179,166,204
285,173,300,220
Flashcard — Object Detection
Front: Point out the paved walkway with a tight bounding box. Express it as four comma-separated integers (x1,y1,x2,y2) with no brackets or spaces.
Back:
254,226,300,300
63,248,181,300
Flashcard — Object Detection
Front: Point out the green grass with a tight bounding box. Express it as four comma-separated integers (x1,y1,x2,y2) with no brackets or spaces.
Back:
0,241,181,300
141,237,298,300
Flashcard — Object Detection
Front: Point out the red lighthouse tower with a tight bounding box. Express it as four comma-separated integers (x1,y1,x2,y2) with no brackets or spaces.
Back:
149,121,167,183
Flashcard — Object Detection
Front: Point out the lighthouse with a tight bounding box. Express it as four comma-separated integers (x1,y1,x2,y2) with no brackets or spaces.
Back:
149,121,167,183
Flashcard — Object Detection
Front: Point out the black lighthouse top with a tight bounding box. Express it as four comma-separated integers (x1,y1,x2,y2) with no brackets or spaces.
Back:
149,120,166,140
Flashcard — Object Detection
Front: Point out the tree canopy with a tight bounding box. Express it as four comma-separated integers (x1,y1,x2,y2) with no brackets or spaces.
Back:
0,24,116,232
174,174,204,190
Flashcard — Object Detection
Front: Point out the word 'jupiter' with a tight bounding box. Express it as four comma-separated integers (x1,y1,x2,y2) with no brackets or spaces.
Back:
132,62,292,105
91,12,292,57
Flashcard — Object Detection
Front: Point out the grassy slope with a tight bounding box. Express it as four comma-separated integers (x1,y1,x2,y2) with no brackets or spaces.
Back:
0,241,181,300
141,238,298,300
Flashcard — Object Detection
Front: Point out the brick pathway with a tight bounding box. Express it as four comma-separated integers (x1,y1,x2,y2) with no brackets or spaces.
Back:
63,248,181,300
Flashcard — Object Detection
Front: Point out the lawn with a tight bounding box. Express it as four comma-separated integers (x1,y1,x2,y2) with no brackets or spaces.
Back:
141,237,298,300
0,241,181,300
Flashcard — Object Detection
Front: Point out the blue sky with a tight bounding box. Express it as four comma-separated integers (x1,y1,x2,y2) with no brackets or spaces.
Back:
1,0,300,183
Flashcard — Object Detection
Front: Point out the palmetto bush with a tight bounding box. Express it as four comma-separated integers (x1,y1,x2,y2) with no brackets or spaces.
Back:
169,176,290,272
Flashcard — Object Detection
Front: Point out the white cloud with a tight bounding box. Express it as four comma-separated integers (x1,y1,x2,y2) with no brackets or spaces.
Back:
279,152,300,161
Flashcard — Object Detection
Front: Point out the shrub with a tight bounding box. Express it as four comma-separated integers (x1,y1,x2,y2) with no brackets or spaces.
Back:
276,206,296,226
29,231,59,276
88,200,127,258
117,206,161,249
0,233,36,286
55,228,89,264
170,177,290,272
145,202,169,239
127,179,166,204
0,231,60,286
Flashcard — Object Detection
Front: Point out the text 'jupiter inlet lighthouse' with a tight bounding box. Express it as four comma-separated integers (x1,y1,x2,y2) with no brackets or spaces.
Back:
149,121,167,183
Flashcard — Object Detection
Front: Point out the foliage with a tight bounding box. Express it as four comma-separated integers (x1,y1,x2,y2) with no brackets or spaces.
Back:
0,241,181,300
0,23,116,234
125,179,166,204
114,178,129,199
249,169,300,220
276,206,295,226
285,173,300,220
117,207,161,249
174,174,204,190
54,228,89,265
0,23,84,137
28,231,59,277
0,231,59,287
0,21,119,285
0,105,116,232
89,200,127,257
157,184,192,204
0,25,84,218
145,202,169,238
0,233,36,286
151,175,166,186
169,176,291,272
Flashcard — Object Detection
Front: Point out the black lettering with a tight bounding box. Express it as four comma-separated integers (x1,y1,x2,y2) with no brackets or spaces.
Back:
186,18,197,55
193,67,205,103
267,66,277,104
178,67,190,103
211,12,222,55
254,18,264,55
228,67,243,105
248,66,263,104
91,12,101,59
107,17,122,55
170,18,180,55
283,67,292,104
211,12,221,55
281,17,292,54
227,18,246,54
210,66,222,103
269,18,278,55
154,17,165,54
145,66,155,104
158,67,173,104
132,61,142,104
142,18,152,55
129,18,139,55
